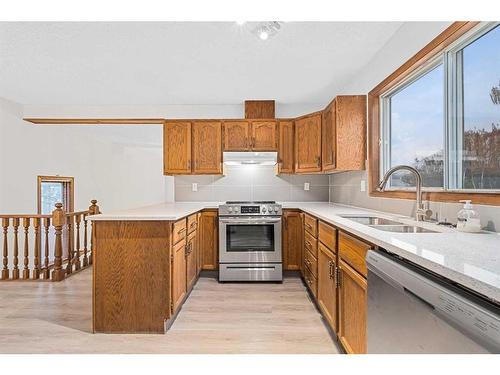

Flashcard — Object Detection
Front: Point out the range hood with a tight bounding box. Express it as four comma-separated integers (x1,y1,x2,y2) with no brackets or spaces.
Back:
223,152,277,166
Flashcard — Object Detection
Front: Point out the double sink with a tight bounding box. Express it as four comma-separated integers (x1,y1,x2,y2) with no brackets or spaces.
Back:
339,215,437,233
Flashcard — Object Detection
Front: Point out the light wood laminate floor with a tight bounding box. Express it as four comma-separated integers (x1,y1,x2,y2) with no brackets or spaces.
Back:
0,269,339,354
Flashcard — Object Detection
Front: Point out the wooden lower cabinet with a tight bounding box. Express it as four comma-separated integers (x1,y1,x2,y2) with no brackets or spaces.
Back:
199,210,218,270
338,258,367,354
171,238,187,314
186,230,197,292
317,243,337,333
282,209,302,270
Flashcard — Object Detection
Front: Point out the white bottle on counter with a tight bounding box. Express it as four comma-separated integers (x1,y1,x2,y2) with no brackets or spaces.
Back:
456,200,481,233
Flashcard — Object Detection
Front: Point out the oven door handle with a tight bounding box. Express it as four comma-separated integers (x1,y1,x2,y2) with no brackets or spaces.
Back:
219,219,282,225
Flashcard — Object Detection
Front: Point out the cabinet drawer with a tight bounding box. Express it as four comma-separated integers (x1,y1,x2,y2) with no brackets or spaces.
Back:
304,230,318,258
187,213,198,234
304,214,318,237
304,249,317,277
318,221,337,251
304,265,318,298
172,218,187,245
338,231,371,277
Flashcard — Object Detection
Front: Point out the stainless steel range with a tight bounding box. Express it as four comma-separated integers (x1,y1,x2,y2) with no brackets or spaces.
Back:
218,201,282,282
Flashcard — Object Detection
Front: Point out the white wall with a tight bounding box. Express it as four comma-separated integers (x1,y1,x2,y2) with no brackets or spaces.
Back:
0,97,169,213
340,22,452,94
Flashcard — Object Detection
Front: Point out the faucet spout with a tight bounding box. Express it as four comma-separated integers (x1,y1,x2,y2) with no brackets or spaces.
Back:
377,165,431,222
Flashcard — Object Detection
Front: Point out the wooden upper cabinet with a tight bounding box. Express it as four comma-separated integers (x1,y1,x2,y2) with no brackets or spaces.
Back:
251,121,277,151
278,120,294,173
294,114,322,173
335,95,366,171
223,121,250,151
164,121,191,175
192,121,222,174
322,100,336,171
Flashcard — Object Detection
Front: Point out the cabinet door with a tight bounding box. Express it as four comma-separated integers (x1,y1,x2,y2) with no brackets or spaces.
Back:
164,122,191,175
317,243,337,333
295,114,322,173
223,121,250,151
186,231,197,292
282,210,302,270
196,212,203,275
200,210,218,270
278,120,294,173
300,212,305,278
338,258,367,354
192,121,222,174
171,238,187,314
322,100,336,171
336,95,366,171
251,120,277,151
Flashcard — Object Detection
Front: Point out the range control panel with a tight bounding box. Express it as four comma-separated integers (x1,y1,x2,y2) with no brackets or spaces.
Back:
218,202,282,216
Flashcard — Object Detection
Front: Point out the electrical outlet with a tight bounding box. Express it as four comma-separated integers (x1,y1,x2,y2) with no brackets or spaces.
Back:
304,182,310,191
192,183,198,192
360,180,366,192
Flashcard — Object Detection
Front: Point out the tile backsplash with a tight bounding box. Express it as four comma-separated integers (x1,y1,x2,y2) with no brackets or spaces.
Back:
175,165,329,202
329,170,500,232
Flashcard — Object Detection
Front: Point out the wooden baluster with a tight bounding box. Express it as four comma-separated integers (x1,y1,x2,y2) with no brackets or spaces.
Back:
22,217,30,279
12,218,20,280
66,214,73,275
74,214,81,271
42,218,50,279
2,218,9,280
88,200,100,265
33,218,41,279
51,203,65,281
82,214,88,267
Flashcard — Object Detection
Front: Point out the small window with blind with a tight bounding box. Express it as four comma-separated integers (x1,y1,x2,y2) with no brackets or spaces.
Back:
37,176,74,214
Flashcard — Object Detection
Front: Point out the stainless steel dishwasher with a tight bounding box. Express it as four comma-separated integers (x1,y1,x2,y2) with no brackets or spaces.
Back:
366,249,500,353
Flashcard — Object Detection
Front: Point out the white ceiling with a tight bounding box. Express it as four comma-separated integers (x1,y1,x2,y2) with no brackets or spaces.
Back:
0,22,403,106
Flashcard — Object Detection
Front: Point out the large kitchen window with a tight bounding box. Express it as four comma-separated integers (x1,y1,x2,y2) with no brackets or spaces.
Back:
377,22,500,195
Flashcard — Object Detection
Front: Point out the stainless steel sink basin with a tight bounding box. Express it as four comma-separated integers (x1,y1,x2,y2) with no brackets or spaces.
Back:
340,215,438,233
340,215,403,226
369,225,437,233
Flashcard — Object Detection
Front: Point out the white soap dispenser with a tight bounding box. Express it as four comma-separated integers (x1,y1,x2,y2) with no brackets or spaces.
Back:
456,200,481,233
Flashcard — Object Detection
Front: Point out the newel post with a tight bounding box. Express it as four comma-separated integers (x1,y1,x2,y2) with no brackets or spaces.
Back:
89,200,100,215
88,199,100,265
51,203,65,281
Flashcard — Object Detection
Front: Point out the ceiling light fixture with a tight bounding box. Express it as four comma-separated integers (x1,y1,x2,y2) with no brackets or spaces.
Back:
251,21,283,41
259,31,269,40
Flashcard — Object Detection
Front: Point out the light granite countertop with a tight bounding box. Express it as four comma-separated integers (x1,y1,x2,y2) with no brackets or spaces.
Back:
88,201,500,304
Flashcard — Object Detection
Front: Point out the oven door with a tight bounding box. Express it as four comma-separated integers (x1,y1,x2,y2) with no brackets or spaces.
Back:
219,216,282,263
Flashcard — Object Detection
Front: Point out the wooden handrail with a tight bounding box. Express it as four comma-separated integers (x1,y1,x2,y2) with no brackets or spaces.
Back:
0,199,100,282
0,214,51,219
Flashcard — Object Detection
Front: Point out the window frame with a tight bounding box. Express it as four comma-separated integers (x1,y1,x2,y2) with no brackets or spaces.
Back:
37,175,74,214
368,21,500,205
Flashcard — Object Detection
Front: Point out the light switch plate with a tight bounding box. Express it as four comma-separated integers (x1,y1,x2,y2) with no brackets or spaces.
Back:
360,180,366,192
192,183,198,192
304,182,310,191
